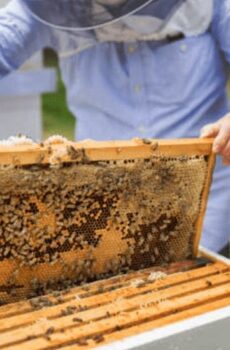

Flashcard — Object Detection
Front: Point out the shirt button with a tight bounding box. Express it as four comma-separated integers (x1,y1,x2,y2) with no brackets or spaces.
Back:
180,44,187,52
138,125,146,133
128,45,136,54
133,84,141,93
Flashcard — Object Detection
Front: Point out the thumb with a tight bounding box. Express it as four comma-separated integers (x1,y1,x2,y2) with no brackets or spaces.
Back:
200,123,220,138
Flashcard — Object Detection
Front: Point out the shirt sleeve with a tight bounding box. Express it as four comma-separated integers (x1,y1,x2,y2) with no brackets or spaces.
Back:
212,0,230,64
0,0,54,78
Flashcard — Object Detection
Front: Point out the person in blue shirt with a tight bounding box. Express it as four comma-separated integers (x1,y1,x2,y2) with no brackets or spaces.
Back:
0,0,230,256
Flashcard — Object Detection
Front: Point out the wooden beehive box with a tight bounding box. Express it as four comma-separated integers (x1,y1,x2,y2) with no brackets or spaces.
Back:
0,138,230,349
0,138,216,304
0,253,229,350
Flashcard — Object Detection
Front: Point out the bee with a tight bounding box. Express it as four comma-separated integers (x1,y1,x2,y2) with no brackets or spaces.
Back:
142,138,152,145
147,233,154,242
206,280,213,287
56,296,65,304
97,286,104,294
164,254,170,263
159,233,169,242
36,153,45,164
169,231,178,238
26,335,36,341
47,146,53,155
46,327,55,336
93,334,105,344
9,289,18,297
66,145,82,161
3,247,10,256
151,142,159,151
138,237,145,247
72,317,83,323
29,258,38,266
77,339,88,346
153,246,160,257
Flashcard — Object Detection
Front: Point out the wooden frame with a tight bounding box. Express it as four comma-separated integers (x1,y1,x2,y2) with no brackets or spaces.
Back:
0,138,214,165
0,254,229,350
0,139,216,289
0,138,216,258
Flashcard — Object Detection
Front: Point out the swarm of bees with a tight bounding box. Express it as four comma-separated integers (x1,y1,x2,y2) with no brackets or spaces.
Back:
0,139,209,303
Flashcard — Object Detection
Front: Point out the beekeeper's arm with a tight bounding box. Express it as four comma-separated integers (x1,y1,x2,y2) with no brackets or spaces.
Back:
201,0,230,165
0,0,53,78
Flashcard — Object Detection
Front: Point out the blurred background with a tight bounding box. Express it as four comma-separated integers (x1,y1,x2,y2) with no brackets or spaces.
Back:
0,47,75,141
42,49,75,141
0,27,75,142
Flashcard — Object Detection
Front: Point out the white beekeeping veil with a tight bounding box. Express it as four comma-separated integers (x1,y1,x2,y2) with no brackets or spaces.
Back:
20,0,185,31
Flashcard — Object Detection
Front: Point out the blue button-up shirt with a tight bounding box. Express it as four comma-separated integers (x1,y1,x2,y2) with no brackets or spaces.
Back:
0,0,230,252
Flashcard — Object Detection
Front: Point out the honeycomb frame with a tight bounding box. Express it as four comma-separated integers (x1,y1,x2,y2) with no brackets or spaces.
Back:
0,138,215,303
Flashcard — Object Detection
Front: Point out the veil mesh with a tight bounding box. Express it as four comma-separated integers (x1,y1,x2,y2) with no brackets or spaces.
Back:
20,0,184,31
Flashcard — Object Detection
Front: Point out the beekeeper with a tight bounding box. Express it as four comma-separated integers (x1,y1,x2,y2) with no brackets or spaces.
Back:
0,0,230,256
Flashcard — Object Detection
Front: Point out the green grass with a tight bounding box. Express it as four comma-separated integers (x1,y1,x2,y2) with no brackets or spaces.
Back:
42,50,75,140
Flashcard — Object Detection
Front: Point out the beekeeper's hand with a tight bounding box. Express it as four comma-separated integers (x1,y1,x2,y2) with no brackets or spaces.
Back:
200,114,230,165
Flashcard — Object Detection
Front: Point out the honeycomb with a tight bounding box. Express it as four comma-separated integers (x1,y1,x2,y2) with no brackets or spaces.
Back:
0,144,211,304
